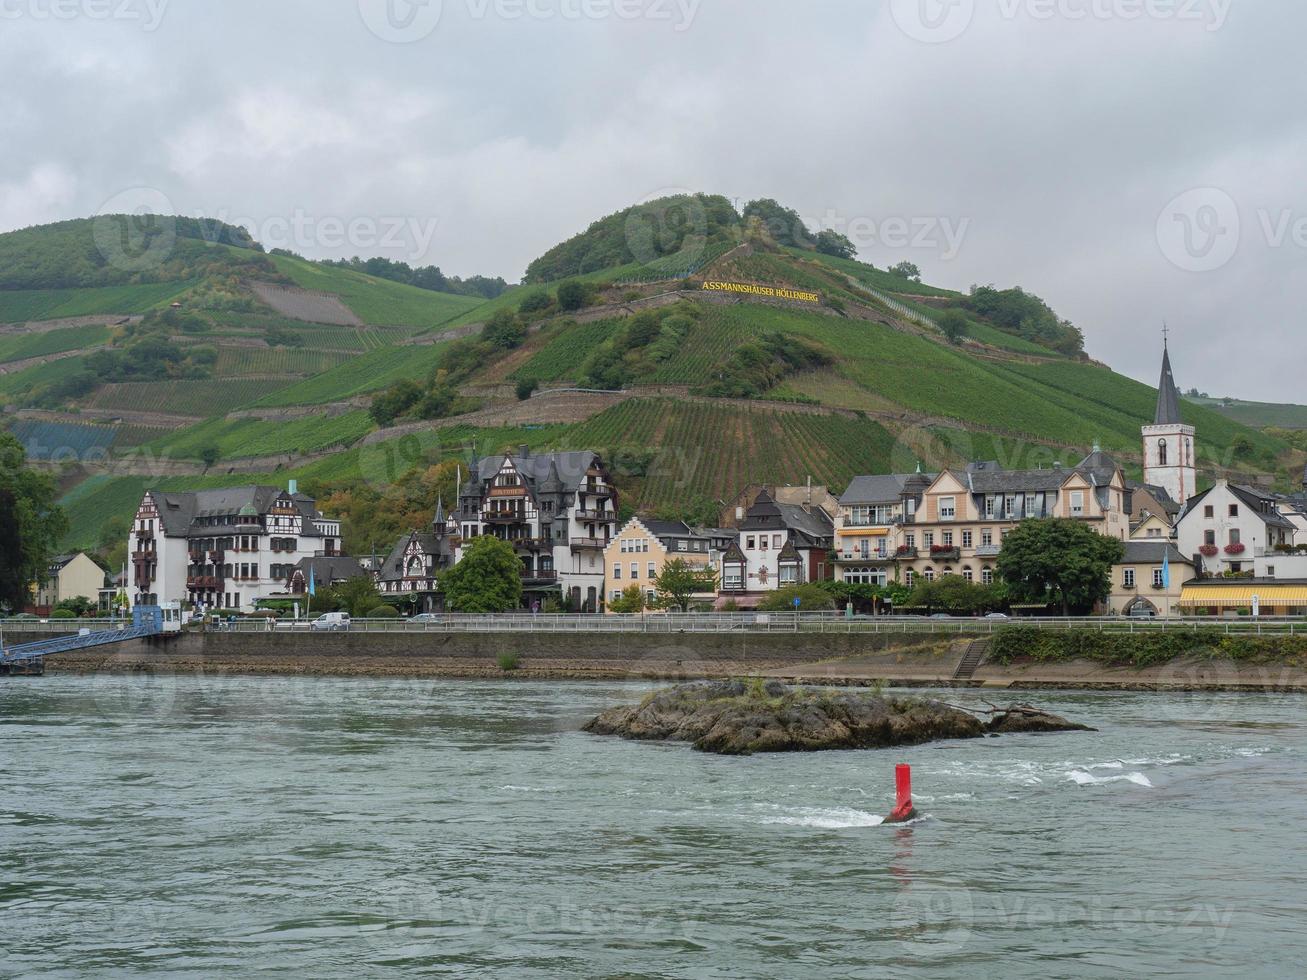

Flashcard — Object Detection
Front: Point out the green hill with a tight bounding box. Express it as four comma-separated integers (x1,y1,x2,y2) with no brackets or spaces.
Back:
0,198,1295,559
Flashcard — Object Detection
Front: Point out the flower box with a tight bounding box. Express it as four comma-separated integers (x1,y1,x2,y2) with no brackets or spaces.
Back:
1224,543,1246,556
1199,545,1219,557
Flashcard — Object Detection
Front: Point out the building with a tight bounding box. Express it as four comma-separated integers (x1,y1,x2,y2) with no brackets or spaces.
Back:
1141,341,1198,505
32,552,107,614
452,448,618,612
287,555,370,598
719,489,834,607
602,518,726,609
721,481,840,527
892,451,1130,587
128,482,343,612
1176,480,1297,577
1178,579,1307,617
377,504,456,612
832,471,932,587
1109,541,1195,617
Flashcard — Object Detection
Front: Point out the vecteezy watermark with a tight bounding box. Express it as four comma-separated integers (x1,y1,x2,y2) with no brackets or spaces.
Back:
813,210,970,261
358,0,700,42
210,209,441,261
0,0,170,31
890,0,1230,43
93,187,178,275
1156,187,1241,273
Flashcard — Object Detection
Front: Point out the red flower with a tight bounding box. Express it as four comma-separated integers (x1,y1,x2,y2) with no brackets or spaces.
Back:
1224,543,1246,556
1199,545,1219,557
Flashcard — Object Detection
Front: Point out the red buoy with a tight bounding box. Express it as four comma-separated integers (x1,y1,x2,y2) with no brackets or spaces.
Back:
885,764,918,824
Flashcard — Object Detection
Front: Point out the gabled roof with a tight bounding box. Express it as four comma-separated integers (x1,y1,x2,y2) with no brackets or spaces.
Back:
1155,343,1184,426
463,450,604,498
378,530,450,581
147,486,328,537
1120,541,1192,566
839,474,924,505
291,555,368,583
1182,482,1297,530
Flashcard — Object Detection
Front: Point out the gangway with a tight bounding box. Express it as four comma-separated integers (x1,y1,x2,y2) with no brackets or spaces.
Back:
0,604,182,676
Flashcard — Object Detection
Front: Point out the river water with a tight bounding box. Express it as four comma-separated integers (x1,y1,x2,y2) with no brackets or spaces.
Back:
2,676,1305,978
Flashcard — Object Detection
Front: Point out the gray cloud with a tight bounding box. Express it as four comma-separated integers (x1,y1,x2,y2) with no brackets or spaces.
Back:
2,0,1303,400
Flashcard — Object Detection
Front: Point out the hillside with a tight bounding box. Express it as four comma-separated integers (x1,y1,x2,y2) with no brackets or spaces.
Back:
0,198,1295,561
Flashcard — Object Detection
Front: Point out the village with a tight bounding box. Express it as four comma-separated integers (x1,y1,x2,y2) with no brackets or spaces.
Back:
23,343,1301,624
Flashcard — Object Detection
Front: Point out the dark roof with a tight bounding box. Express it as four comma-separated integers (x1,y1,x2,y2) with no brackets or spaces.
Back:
378,530,450,581
292,556,367,583
467,450,603,496
774,502,835,545
1127,481,1182,516
641,518,693,538
1121,541,1191,565
840,474,923,505
148,486,328,537
1183,483,1297,530
961,450,1122,495
1155,344,1184,425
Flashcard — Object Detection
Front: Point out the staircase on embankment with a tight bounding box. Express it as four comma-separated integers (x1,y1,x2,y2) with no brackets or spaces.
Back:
952,638,992,682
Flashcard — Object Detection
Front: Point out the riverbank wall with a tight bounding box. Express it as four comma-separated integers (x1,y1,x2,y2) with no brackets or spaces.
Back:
13,628,1307,690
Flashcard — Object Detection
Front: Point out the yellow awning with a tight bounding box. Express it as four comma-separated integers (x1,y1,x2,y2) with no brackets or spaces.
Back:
1178,584,1307,606
839,528,890,537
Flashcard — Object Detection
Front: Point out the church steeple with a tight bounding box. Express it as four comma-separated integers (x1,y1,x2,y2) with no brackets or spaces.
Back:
1142,334,1197,505
1154,335,1183,425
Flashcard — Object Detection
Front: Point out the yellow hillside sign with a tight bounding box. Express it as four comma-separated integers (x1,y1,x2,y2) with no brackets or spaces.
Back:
701,280,821,304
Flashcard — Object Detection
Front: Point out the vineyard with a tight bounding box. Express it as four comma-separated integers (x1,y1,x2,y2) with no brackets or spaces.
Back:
252,341,453,407
0,281,197,323
0,324,111,364
510,319,621,385
145,409,375,460
0,355,89,400
213,346,355,377
5,418,117,459
84,379,295,417
268,254,483,329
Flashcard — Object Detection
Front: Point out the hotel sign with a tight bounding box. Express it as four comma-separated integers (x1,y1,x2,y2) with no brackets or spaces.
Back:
701,280,821,304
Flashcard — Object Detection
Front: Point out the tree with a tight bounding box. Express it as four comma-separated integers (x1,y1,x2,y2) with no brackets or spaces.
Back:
516,378,539,401
556,280,591,312
996,519,1124,615
55,596,96,617
608,585,648,614
936,308,971,345
200,446,220,469
889,261,921,282
0,432,68,613
326,576,383,617
653,559,719,612
441,536,524,613
758,583,836,612
814,229,857,259
482,310,527,351
907,575,999,615
742,199,814,249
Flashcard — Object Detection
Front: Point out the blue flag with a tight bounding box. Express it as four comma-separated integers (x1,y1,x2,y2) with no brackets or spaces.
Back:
308,565,316,597
1162,551,1171,590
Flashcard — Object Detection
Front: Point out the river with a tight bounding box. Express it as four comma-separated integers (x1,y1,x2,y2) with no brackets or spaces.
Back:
2,676,1305,977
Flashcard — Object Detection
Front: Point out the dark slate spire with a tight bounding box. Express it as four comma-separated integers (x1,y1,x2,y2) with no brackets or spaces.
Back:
1154,340,1184,426
433,495,446,530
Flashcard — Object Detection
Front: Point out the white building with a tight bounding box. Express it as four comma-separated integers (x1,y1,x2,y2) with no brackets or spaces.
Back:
451,448,618,612
1141,341,1198,505
718,488,834,607
128,482,343,612
1176,480,1297,577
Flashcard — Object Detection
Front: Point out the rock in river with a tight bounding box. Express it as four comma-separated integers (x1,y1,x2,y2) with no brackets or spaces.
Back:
583,679,991,756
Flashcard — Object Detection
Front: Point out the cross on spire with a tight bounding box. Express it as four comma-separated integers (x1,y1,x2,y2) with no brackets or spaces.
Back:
1162,322,1170,348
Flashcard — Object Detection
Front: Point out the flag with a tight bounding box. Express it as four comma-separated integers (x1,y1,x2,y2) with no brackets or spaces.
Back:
308,565,317,597
1162,551,1171,589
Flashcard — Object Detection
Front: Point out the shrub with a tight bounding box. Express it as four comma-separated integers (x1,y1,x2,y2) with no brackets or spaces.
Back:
518,292,551,315
497,650,521,671
516,378,539,401
366,605,401,618
556,280,591,312
50,609,76,619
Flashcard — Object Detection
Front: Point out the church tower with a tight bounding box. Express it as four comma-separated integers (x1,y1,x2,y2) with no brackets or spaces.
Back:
1141,338,1197,504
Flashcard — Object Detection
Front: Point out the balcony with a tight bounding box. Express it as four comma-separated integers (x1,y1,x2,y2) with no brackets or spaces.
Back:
511,537,552,551
570,537,608,551
581,485,616,499
575,509,618,523
975,545,1002,558
928,547,962,562
131,549,154,561
484,511,529,525
522,569,558,583
833,551,892,564
187,576,222,590
894,547,918,560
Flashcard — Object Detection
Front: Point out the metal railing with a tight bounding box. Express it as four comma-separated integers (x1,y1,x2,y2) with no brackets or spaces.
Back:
0,619,126,634
205,613,1307,636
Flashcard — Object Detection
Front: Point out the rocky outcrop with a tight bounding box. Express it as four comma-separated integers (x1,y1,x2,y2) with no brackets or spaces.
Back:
583,680,989,755
983,706,1096,734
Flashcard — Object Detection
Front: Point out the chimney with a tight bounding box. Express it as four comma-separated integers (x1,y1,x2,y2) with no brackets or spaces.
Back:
519,445,530,459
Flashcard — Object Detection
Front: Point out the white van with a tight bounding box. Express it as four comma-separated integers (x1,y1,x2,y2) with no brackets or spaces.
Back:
310,612,351,632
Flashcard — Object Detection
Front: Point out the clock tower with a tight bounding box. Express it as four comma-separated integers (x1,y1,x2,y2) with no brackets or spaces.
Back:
1141,338,1196,504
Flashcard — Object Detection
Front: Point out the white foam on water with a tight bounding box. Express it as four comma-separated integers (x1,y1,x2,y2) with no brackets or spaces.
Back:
500,785,559,794
757,806,886,829
1066,770,1154,788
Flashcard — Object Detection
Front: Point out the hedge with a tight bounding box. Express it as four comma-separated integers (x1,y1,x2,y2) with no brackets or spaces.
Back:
992,626,1307,669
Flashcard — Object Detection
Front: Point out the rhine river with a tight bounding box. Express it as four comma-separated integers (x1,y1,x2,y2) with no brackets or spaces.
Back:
2,675,1305,978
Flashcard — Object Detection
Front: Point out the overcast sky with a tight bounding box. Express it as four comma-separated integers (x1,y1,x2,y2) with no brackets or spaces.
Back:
2,0,1302,400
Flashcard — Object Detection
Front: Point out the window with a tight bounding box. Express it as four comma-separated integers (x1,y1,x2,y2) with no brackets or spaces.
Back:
747,536,756,550
1123,569,1136,588
1205,530,1217,546
982,568,994,585
773,534,783,548
905,570,915,586
1025,494,1039,518
962,531,973,548
1268,565,1277,579
723,565,743,590
906,534,916,549
760,536,769,551
611,590,623,603
1070,491,1085,517
924,532,934,548
962,569,973,582
1205,505,1215,519
981,529,993,547
1229,529,1241,545
614,565,621,580
985,496,997,519
1152,569,1165,588
942,532,954,547
940,497,956,521
1004,495,1017,519
923,570,935,582
1229,504,1240,518
1158,439,1168,466
648,563,656,580
630,564,639,580
779,565,798,585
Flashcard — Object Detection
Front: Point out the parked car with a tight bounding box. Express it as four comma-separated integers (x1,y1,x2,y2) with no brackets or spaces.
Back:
409,613,444,625
310,612,351,632
1127,605,1158,619
984,612,1011,621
